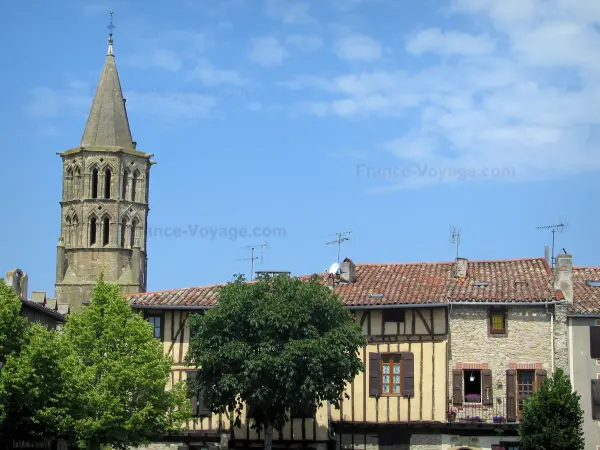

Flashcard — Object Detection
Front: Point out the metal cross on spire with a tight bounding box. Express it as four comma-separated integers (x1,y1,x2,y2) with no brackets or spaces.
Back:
107,10,115,55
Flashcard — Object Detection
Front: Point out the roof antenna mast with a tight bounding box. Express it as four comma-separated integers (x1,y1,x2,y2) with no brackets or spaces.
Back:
107,9,115,55
326,231,352,263
536,222,566,269
450,226,461,259
237,243,268,281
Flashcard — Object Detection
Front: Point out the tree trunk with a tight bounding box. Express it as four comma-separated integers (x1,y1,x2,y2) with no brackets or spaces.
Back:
263,423,274,450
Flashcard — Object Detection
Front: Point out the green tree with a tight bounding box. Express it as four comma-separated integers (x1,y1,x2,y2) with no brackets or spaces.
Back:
0,323,82,442
519,368,584,450
64,276,189,450
0,281,27,366
186,274,366,450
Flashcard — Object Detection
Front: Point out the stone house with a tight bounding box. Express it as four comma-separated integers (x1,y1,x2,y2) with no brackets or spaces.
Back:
568,264,600,450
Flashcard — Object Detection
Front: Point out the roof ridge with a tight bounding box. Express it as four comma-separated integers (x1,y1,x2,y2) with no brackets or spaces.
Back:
354,257,545,267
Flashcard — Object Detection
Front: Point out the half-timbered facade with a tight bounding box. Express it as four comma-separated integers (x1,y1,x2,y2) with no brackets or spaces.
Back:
126,256,569,450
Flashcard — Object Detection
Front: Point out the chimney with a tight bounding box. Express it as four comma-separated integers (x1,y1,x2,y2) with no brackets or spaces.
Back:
340,258,356,283
455,257,468,278
544,246,550,265
5,269,28,299
554,253,573,303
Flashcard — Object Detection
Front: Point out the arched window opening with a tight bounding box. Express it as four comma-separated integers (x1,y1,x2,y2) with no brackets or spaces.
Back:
102,217,110,246
131,171,139,202
72,215,79,247
104,168,112,199
66,167,73,200
91,168,99,199
74,167,81,198
120,218,127,248
122,169,129,200
130,219,138,248
89,217,97,246
65,216,72,246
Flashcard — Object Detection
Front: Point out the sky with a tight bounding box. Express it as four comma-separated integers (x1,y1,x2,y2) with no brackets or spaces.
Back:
1,0,599,297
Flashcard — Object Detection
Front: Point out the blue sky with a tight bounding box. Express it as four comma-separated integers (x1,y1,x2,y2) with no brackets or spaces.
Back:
1,0,599,296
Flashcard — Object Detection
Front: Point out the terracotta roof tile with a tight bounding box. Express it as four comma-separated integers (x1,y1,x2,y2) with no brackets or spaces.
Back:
569,267,600,315
127,257,561,308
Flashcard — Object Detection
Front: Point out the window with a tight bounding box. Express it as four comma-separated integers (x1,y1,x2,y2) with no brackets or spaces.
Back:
517,370,535,414
489,307,507,334
187,371,211,417
590,326,600,358
381,354,402,394
120,218,127,248
452,368,492,405
130,219,137,248
500,442,520,450
290,403,315,418
89,218,97,246
145,313,162,339
464,370,482,402
591,379,600,420
104,168,111,199
122,169,129,200
382,309,405,322
91,168,99,198
131,170,139,202
587,281,600,287
102,217,110,246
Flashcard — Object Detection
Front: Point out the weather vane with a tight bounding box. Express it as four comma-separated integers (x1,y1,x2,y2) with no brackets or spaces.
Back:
107,10,115,37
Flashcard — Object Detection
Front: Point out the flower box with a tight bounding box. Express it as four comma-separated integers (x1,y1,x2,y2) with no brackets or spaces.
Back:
493,416,506,423
465,394,481,403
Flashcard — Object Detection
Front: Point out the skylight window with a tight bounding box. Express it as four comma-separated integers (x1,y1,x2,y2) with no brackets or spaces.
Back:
587,281,600,287
474,281,489,287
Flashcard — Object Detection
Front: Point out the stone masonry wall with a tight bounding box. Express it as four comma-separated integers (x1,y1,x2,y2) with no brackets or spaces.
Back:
448,305,553,421
553,303,569,375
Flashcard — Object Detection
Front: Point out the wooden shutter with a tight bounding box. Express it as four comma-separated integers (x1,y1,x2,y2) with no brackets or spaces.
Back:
506,370,517,423
591,327,600,358
402,352,414,397
482,369,493,405
452,369,463,405
369,353,381,396
535,369,547,391
187,371,198,416
592,379,600,420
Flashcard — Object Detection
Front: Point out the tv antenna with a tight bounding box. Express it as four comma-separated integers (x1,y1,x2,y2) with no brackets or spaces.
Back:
449,226,461,259
536,222,566,269
326,231,352,263
237,243,268,281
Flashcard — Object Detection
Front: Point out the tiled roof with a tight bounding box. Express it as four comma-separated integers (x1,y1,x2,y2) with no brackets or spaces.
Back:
127,257,561,308
20,298,67,322
569,267,600,315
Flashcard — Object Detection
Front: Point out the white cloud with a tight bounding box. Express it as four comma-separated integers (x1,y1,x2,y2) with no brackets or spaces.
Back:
333,34,382,61
280,0,600,187
25,84,90,118
286,34,323,52
126,92,217,121
129,49,183,72
187,58,245,85
248,37,289,67
406,28,495,56
264,0,315,24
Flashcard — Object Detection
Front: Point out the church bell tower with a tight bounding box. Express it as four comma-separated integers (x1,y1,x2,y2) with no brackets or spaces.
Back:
55,17,155,310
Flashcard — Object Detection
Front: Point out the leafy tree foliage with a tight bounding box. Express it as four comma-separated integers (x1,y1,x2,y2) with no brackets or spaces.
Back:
519,368,584,450
187,274,367,450
0,323,82,441
0,281,27,366
63,276,190,449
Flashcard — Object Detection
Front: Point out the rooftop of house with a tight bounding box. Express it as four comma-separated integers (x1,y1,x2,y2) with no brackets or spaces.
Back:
126,257,565,309
569,266,600,315
20,296,68,323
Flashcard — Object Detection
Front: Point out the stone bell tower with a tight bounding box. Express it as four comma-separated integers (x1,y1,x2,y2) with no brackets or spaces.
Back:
55,22,155,310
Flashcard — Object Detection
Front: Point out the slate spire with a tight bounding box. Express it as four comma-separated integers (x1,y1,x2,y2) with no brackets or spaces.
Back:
80,13,133,148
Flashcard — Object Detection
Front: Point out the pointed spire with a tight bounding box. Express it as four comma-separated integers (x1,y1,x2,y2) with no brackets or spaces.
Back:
80,11,133,149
